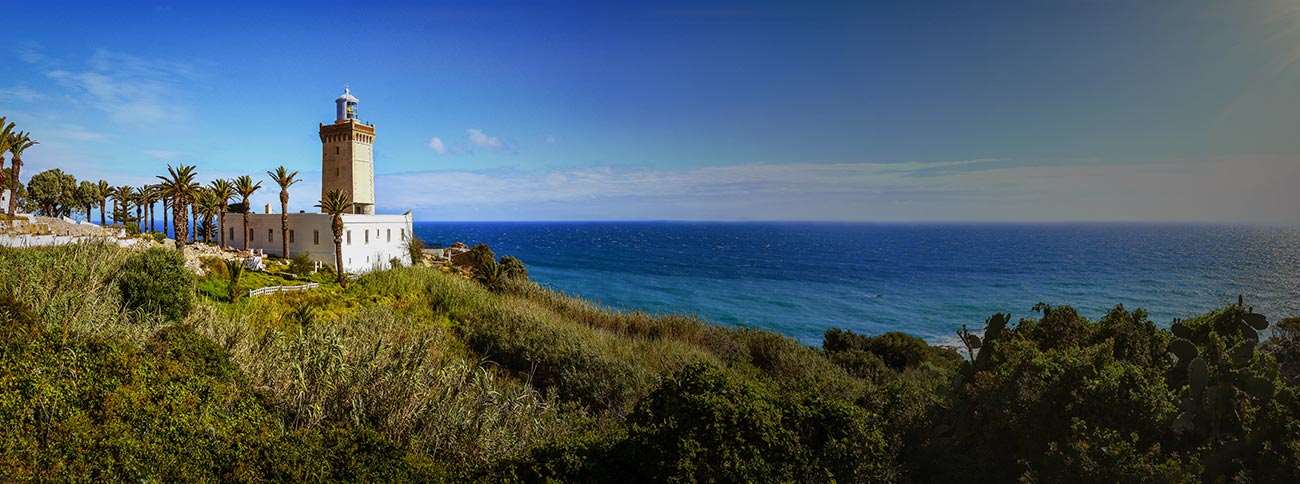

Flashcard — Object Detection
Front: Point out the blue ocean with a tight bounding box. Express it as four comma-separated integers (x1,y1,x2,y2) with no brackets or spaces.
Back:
415,222,1300,345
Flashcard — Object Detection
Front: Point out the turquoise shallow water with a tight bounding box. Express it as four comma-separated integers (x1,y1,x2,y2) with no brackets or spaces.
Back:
414,222,1300,345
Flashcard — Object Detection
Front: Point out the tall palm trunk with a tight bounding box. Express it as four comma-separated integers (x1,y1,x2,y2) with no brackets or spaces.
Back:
162,200,169,237
218,212,226,250
280,191,290,258
332,224,345,287
6,158,20,216
203,212,212,243
190,205,198,243
242,210,250,251
173,197,187,251
135,204,143,232
98,200,106,226
0,154,7,215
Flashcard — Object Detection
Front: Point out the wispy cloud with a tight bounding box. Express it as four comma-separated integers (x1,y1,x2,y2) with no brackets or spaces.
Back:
44,49,198,126
375,158,1300,223
466,128,505,150
427,136,447,154
15,42,48,64
0,86,43,103
50,125,109,142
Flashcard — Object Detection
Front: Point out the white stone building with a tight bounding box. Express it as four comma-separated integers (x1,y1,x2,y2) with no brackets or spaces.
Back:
220,88,413,274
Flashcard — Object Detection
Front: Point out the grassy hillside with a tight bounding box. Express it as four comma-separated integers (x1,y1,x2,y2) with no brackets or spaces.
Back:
1,242,1298,481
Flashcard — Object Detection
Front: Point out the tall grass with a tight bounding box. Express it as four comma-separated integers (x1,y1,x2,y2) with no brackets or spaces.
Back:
0,243,579,471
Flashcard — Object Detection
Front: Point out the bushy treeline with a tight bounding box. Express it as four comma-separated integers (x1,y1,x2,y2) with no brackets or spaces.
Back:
1,242,1298,482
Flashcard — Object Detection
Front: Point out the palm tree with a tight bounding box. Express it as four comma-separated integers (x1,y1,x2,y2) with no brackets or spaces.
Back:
115,185,135,227
6,131,38,216
190,193,200,243
133,186,145,232
77,181,95,221
0,117,13,213
208,179,234,249
234,175,261,251
139,185,156,232
316,189,351,287
95,180,110,226
199,188,226,244
156,164,199,251
266,166,301,258
161,196,170,237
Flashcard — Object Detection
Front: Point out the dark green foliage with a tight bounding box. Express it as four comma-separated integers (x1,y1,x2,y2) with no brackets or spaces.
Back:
25,168,78,217
620,364,803,481
510,364,895,482
457,310,644,411
405,233,426,265
1263,317,1300,386
116,247,194,321
824,328,960,371
464,246,529,292
225,259,243,302
913,302,1300,483
288,253,314,276
499,255,528,280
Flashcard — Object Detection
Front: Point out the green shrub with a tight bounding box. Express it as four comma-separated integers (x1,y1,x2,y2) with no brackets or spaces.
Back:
499,255,527,280
116,247,194,321
458,309,645,411
1264,317,1300,386
405,233,426,265
824,328,960,372
512,363,897,482
225,259,244,302
288,253,314,275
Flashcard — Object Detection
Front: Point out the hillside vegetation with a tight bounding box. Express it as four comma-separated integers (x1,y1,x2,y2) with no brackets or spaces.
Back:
1,242,1298,482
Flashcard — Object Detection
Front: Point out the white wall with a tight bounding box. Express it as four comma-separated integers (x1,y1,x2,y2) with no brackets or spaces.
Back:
219,211,413,274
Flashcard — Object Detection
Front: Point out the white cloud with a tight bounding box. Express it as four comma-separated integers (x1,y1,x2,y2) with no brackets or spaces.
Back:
15,43,48,65
374,158,1300,223
466,128,504,150
44,49,197,126
52,125,109,142
0,86,42,103
427,136,447,154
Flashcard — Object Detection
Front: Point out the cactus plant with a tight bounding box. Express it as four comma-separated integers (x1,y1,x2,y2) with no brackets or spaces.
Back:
1169,298,1276,451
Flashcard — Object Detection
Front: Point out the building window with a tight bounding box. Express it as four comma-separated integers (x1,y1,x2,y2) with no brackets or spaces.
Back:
268,229,274,242
289,230,295,243
347,230,352,245
401,228,406,240
229,227,234,240
335,147,340,155
249,228,254,242
386,229,391,242
313,230,319,245
364,230,369,244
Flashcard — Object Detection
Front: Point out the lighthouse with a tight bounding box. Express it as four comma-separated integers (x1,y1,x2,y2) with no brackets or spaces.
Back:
319,86,376,215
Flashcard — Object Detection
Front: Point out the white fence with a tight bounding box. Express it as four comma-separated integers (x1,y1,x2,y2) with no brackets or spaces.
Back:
247,283,321,298
0,234,139,248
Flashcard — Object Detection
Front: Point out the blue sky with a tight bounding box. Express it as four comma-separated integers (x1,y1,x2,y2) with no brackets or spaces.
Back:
2,0,1299,222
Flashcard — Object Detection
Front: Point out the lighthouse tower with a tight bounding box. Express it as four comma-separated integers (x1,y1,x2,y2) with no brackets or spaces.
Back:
319,86,376,214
